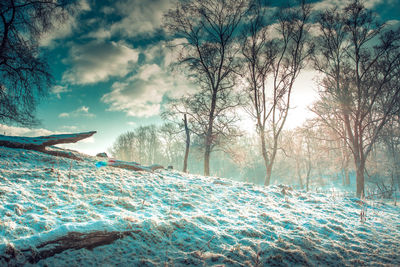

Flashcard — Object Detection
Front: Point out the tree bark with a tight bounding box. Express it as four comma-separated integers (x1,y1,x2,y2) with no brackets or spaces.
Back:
0,131,96,150
345,168,350,186
296,160,303,189
0,131,96,161
265,139,278,186
356,159,365,198
204,90,217,176
259,129,271,186
108,160,152,172
265,163,272,186
2,230,136,264
204,145,211,176
306,167,311,192
183,114,190,173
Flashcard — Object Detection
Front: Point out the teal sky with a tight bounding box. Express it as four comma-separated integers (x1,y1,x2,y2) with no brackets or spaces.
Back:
3,0,399,155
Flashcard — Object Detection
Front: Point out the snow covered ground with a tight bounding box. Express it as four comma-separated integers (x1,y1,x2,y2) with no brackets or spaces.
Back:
0,146,399,266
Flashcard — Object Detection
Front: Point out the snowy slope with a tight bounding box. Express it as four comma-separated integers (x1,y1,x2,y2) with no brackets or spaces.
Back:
0,146,399,266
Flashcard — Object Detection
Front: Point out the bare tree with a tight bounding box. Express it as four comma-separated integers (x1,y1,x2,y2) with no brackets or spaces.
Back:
162,100,192,173
379,117,400,191
312,0,400,197
286,124,325,191
109,126,162,165
241,0,312,185
164,0,247,176
0,0,74,126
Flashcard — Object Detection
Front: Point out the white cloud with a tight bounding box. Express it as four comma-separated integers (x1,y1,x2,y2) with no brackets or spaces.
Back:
40,0,91,47
0,124,58,137
385,20,400,30
59,113,70,118
143,39,188,68
58,106,96,118
314,0,384,11
60,125,79,131
108,0,174,38
51,85,70,99
102,63,195,117
85,28,112,40
62,41,139,85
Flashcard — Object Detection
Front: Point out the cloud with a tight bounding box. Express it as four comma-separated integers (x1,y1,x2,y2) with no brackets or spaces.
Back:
60,125,79,131
385,19,400,30
143,38,188,68
0,124,58,137
40,0,91,47
107,0,174,38
62,41,139,85
101,63,195,117
59,113,70,118
85,28,112,40
58,106,96,118
314,0,384,11
81,0,174,41
51,85,70,99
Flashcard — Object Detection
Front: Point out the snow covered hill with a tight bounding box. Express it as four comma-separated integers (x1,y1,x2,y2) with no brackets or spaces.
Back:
0,146,399,266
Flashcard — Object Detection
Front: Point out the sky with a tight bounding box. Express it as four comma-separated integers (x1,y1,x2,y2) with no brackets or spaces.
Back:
2,0,399,155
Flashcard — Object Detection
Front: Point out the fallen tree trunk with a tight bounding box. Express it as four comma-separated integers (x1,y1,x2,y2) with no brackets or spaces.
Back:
108,159,152,172
41,149,84,161
104,161,164,172
0,131,96,161
2,230,138,264
0,131,96,150
0,131,164,170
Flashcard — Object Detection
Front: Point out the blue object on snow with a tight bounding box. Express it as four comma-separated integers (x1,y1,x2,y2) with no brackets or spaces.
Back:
95,161,107,168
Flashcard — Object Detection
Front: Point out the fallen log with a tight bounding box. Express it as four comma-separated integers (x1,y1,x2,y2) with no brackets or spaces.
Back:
148,164,164,171
0,131,164,170
0,131,96,151
2,230,138,264
0,131,96,160
107,159,152,172
99,160,164,172
41,149,84,161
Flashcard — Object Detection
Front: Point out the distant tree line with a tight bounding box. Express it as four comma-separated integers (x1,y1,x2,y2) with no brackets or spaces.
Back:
110,120,400,198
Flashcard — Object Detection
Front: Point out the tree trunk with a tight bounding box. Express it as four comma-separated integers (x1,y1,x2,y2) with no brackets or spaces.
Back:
356,160,365,198
342,171,345,186
0,131,96,150
306,164,311,192
296,160,303,189
2,230,136,264
183,114,190,173
259,130,271,186
204,145,211,176
0,131,96,161
265,163,272,186
345,168,350,186
204,90,217,176
265,137,279,186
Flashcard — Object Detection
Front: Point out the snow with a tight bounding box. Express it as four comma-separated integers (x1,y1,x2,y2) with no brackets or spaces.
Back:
0,146,399,266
